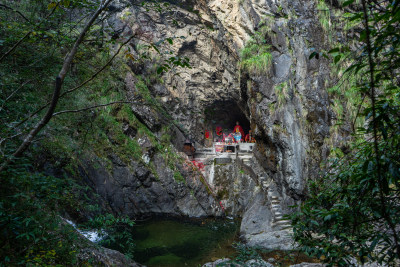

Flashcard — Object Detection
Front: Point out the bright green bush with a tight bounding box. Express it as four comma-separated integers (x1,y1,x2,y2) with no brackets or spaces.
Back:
240,27,272,75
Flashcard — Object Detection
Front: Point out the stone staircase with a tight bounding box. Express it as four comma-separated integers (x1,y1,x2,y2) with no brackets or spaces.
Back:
269,193,291,230
240,158,292,231
241,157,251,165
196,146,293,232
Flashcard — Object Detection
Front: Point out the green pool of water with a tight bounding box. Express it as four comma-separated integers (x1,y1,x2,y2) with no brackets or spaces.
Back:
123,217,239,266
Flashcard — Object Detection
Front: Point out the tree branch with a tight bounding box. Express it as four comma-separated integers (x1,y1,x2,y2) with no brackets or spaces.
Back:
53,101,136,116
361,0,400,259
0,0,113,172
59,35,134,98
0,2,59,63
0,3,31,23
11,34,133,131
1,80,32,110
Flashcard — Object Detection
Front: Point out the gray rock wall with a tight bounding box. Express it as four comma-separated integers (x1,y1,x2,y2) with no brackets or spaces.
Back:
79,151,222,219
96,0,341,249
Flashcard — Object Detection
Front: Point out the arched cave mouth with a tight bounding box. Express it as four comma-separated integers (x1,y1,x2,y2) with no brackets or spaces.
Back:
204,100,250,137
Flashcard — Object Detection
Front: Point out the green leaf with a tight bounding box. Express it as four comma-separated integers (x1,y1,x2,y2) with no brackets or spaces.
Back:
166,38,173,44
342,0,355,7
62,0,71,7
309,51,318,59
349,12,362,21
344,64,357,74
359,30,367,42
334,55,341,64
48,2,57,10
328,48,340,54
151,44,160,54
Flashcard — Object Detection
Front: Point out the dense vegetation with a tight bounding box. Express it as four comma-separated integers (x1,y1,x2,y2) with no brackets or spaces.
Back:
291,0,400,265
0,0,188,265
2,0,400,266
0,0,139,264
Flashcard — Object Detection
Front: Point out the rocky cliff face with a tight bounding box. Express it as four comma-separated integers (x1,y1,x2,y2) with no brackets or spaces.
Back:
93,0,338,249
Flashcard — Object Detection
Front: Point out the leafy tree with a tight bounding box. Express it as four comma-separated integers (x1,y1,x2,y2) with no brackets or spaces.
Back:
0,0,115,171
0,0,189,170
0,0,190,264
291,0,400,265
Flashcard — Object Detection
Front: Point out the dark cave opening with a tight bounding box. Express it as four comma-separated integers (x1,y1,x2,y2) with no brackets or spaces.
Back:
204,100,250,139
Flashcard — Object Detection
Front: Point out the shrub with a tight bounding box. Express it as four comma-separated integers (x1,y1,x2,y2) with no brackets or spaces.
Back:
240,41,272,75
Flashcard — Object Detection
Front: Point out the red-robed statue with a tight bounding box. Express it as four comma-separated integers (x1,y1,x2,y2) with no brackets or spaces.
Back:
233,121,245,141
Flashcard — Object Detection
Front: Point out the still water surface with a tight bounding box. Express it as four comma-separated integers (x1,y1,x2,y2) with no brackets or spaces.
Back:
131,218,239,266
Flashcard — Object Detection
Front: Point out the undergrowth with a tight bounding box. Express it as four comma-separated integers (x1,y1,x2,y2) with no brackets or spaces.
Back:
0,156,135,266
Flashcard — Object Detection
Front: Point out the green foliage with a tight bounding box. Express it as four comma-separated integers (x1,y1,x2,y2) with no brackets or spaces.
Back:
326,46,364,127
317,0,331,33
85,214,136,259
240,26,272,75
0,153,137,265
0,0,196,265
0,158,84,265
173,171,185,183
291,0,400,265
0,1,144,264
275,82,289,106
331,98,344,119
232,242,262,263
240,43,272,75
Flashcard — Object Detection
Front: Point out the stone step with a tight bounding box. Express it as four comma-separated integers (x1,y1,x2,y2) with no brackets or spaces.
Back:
274,218,290,222
272,224,291,230
274,220,291,225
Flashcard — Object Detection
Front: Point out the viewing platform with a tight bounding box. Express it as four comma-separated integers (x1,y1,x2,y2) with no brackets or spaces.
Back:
193,142,256,162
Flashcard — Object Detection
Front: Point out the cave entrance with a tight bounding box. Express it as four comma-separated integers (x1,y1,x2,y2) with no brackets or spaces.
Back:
204,100,250,140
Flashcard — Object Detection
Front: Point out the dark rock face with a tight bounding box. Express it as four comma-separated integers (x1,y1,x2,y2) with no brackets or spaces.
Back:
80,151,222,218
